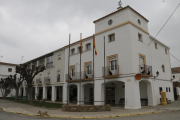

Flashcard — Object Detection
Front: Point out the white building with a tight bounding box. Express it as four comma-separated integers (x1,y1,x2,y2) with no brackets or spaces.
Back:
22,48,65,102
22,5,174,109
171,67,180,100
0,62,18,97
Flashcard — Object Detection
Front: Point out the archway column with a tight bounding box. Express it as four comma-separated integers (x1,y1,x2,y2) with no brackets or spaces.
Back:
51,86,56,102
35,87,38,99
43,86,47,99
125,77,141,109
63,83,67,104
94,80,104,105
148,80,156,106
77,84,81,105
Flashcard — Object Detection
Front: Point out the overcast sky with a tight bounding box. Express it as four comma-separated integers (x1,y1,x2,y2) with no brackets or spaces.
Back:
0,0,180,67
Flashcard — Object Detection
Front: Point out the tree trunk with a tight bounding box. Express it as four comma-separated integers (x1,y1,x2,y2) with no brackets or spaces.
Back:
3,89,7,99
28,86,33,104
15,88,19,101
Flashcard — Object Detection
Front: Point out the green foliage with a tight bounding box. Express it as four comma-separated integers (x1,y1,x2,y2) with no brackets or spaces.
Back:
0,97,62,108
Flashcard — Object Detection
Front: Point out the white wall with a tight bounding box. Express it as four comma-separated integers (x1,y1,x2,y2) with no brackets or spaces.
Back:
0,63,17,97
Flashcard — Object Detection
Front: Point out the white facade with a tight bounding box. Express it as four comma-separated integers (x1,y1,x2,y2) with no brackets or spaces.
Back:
20,6,175,109
21,48,65,102
171,68,180,100
0,62,17,97
63,6,174,109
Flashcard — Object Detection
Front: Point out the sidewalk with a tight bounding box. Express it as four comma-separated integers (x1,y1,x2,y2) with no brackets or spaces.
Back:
0,99,180,118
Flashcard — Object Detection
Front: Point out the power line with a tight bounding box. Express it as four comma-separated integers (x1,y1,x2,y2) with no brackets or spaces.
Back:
148,3,180,45
169,53,180,62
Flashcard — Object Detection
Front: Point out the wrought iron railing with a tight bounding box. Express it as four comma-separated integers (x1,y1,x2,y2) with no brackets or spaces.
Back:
102,65,119,77
44,77,51,84
46,62,53,68
38,64,44,67
139,65,152,76
66,71,93,81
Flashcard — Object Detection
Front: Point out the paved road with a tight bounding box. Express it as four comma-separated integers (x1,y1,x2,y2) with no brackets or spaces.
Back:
0,109,180,120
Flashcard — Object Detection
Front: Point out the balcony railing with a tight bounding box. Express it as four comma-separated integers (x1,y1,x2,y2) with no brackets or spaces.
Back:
66,71,93,82
38,64,44,67
102,65,120,78
44,77,51,84
36,78,42,84
139,65,153,77
46,62,53,68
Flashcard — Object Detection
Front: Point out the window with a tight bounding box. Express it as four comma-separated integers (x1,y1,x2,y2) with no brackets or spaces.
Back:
47,56,53,63
159,87,162,95
86,43,91,50
138,19,141,25
86,65,91,74
110,60,117,70
71,49,75,55
165,49,167,54
57,74,60,82
71,69,75,76
138,33,143,42
108,34,115,42
169,87,171,92
84,61,92,78
162,65,165,72
155,42,158,49
78,46,81,53
166,87,168,92
46,56,53,67
8,68,12,72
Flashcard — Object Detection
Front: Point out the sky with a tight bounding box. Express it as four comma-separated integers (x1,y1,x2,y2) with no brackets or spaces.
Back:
0,0,180,68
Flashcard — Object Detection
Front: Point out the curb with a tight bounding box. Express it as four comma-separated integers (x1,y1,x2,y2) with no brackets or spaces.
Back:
0,108,171,119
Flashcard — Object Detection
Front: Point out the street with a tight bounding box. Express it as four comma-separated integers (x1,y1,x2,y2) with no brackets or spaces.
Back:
0,109,180,120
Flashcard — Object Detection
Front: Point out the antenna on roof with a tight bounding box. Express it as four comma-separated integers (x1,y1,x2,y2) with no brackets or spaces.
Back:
117,0,123,10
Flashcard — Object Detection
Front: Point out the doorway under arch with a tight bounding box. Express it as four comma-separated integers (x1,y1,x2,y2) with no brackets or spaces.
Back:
139,80,154,106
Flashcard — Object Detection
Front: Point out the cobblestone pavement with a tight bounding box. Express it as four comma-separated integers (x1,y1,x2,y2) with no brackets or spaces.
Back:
0,109,180,120
0,99,180,118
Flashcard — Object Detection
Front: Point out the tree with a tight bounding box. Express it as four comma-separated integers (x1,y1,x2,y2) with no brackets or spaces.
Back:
10,74,25,101
0,77,14,98
16,64,45,103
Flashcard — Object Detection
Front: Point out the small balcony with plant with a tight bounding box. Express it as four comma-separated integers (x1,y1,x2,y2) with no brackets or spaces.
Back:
139,65,153,77
36,78,42,85
102,65,120,78
66,71,93,82
44,77,51,84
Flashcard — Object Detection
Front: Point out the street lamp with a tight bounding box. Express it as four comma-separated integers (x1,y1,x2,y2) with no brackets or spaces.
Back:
171,75,175,81
154,71,159,79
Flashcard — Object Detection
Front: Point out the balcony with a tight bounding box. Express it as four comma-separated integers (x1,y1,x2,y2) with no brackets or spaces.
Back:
102,65,120,78
66,71,93,82
38,64,44,68
44,77,51,84
46,62,53,68
139,65,153,77
36,78,42,85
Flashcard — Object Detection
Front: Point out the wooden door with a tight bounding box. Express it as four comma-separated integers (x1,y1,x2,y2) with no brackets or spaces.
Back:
106,87,115,104
89,88,94,102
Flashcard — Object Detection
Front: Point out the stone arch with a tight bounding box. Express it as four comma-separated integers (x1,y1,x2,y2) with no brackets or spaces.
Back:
139,80,154,106
101,81,125,106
